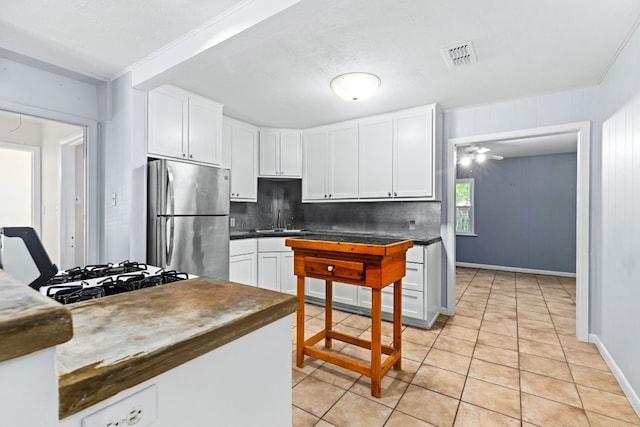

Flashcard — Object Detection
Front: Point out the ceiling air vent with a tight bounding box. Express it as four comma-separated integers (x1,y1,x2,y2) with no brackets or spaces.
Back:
442,41,477,69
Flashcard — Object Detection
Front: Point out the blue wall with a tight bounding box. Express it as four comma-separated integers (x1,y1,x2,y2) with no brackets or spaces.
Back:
456,152,577,273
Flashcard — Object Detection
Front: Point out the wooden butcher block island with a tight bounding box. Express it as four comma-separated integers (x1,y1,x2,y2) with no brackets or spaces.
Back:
285,235,413,397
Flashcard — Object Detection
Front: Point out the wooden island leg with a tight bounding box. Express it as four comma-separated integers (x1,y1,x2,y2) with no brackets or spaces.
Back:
296,276,305,368
371,287,382,398
393,279,402,370
325,280,333,348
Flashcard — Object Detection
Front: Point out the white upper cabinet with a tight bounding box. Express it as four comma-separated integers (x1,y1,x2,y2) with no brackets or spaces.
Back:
302,128,328,201
148,85,223,166
301,104,440,203
224,117,258,202
148,86,188,160
394,106,435,198
302,124,358,201
259,129,302,177
358,116,393,198
327,123,359,199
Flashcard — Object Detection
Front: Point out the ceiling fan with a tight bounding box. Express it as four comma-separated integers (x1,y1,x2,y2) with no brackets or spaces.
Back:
457,145,503,166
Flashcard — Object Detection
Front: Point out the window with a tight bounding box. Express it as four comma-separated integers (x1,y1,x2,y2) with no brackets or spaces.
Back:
456,178,474,235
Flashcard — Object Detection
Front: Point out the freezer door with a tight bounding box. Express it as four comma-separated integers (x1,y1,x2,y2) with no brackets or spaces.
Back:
160,215,229,281
150,159,230,216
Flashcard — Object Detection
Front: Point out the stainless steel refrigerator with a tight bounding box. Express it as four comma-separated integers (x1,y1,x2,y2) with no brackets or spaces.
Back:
148,159,230,281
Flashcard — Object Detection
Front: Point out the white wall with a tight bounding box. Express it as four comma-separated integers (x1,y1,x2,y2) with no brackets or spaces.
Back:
101,73,147,262
0,147,33,226
598,22,640,402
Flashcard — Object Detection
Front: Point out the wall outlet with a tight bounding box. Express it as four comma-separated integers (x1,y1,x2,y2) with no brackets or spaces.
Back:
230,217,236,228
111,192,117,207
408,220,416,230
81,385,157,427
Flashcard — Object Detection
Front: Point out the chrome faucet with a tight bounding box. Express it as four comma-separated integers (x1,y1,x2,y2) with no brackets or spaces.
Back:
277,209,281,230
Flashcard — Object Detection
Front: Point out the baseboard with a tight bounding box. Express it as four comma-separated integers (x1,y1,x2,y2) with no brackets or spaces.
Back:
455,262,577,278
590,334,640,417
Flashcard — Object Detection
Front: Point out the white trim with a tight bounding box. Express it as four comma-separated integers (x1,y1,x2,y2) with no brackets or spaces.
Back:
446,121,590,341
590,334,640,418
59,132,84,147
456,262,576,278
0,102,100,264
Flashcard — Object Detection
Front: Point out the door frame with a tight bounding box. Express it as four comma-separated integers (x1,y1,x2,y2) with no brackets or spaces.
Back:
59,132,84,268
445,121,591,341
0,101,100,264
0,141,41,233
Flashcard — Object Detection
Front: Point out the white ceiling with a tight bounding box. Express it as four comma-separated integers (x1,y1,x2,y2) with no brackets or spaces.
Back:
1,0,640,129
0,0,243,80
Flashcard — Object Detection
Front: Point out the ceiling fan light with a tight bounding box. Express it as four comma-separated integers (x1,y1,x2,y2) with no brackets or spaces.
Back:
476,153,487,163
330,72,380,101
459,155,472,167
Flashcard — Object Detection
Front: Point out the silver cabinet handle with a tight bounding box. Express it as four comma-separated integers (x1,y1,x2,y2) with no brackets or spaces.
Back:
388,192,391,197
327,265,334,272
324,194,328,198
182,153,186,157
394,192,397,196
328,194,332,198
189,154,193,158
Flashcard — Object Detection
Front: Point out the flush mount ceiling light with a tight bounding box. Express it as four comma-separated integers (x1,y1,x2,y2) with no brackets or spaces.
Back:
330,72,381,101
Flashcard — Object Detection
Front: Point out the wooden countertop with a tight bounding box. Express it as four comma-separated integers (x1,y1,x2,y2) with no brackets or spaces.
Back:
285,235,413,256
0,270,73,363
56,278,298,418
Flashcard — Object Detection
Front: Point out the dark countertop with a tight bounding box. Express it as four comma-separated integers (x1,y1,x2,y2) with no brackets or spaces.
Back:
0,270,73,363
230,229,442,246
56,278,298,418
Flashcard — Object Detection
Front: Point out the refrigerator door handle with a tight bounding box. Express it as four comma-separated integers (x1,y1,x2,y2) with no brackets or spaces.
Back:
167,217,175,267
167,164,175,216
166,165,176,267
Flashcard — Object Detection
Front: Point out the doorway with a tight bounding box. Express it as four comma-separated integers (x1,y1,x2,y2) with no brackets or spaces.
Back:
0,110,85,269
0,142,41,231
445,122,591,341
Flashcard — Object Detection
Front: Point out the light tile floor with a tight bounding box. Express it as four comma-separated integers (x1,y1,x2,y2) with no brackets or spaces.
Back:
291,268,640,426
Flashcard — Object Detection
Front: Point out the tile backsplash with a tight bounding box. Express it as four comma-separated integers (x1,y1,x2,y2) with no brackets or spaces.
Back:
230,178,441,237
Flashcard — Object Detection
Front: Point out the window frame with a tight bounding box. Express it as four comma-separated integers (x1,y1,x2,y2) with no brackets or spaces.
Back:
455,178,476,236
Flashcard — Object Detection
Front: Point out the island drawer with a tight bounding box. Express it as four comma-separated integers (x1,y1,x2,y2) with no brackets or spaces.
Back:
304,256,365,282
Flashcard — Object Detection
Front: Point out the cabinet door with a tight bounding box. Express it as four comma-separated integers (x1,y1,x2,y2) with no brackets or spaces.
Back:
333,282,358,306
229,253,257,287
259,130,280,176
280,131,302,177
188,96,222,165
280,252,297,295
327,124,359,199
148,87,188,159
305,277,326,300
257,253,280,291
231,123,258,201
302,129,328,201
394,107,433,197
359,287,424,320
358,117,393,198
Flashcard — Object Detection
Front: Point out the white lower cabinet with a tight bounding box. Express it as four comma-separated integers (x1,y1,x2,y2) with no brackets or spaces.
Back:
257,238,297,295
229,239,257,286
305,277,358,306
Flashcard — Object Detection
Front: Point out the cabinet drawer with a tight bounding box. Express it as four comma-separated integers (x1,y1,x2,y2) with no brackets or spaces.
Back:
404,262,424,292
359,287,424,320
406,245,424,263
304,257,365,282
257,237,288,252
230,239,256,256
